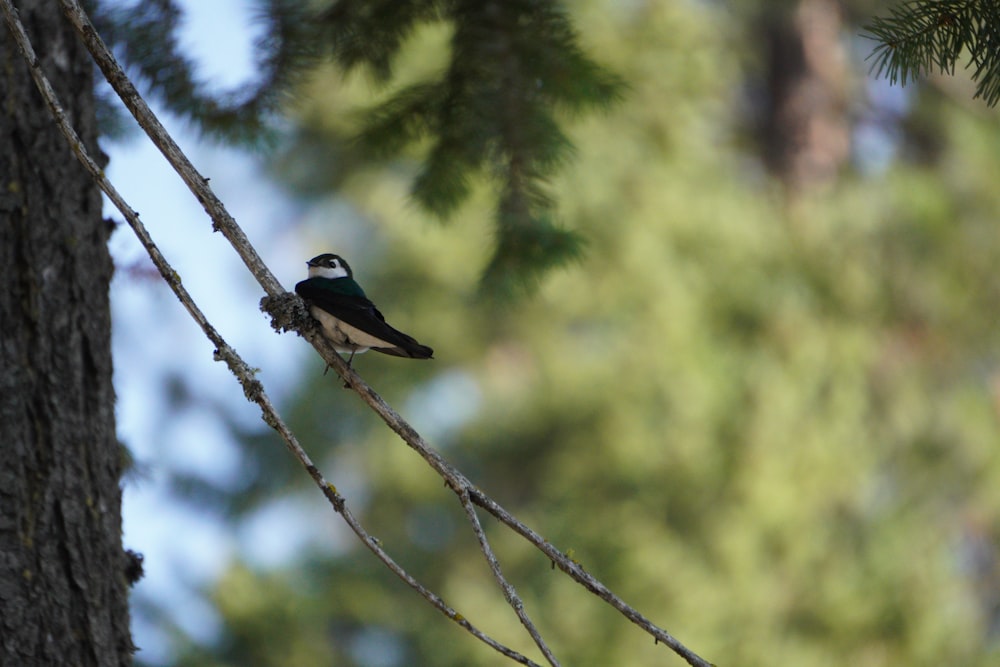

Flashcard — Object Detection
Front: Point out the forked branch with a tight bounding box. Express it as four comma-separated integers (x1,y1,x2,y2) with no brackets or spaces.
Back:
1,3,540,666
5,1,716,665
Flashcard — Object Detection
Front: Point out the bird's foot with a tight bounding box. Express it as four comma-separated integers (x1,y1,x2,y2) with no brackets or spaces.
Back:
341,350,356,388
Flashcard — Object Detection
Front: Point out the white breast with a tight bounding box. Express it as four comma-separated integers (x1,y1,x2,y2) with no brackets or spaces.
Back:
311,307,392,354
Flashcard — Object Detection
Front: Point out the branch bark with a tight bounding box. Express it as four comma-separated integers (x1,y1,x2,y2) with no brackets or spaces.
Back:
7,1,718,665
0,5,542,665
459,489,560,666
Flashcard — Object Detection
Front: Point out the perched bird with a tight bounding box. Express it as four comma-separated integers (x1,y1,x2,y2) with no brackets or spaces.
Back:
295,253,433,363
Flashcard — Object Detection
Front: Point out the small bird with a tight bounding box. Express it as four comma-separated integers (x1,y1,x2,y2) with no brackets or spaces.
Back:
295,253,433,364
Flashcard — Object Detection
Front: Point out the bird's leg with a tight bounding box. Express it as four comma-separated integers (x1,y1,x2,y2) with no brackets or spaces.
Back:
340,347,357,389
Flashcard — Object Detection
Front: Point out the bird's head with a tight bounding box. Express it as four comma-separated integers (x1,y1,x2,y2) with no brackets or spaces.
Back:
306,253,352,279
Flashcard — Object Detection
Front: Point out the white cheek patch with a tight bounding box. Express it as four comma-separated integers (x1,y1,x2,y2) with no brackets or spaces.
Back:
310,264,349,279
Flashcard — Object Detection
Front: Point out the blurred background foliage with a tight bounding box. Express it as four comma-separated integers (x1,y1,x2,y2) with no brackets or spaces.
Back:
106,0,1000,665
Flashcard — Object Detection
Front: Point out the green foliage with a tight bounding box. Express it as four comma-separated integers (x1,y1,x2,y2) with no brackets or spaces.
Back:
480,202,585,298
94,0,324,144
328,0,624,291
321,0,443,80
96,0,622,289
152,3,1000,667
866,0,1000,105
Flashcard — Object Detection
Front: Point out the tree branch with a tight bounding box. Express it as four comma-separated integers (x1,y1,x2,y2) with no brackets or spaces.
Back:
20,1,718,665
865,0,1000,106
459,489,561,667
468,488,711,665
1,3,541,666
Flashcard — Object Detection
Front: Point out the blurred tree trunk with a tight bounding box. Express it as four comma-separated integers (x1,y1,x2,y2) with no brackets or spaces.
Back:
759,0,850,191
0,2,133,665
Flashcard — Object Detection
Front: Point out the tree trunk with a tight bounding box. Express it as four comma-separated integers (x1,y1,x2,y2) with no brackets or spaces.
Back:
757,0,850,192
0,2,133,665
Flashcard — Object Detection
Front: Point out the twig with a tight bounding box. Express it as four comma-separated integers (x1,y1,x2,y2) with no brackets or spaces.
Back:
469,489,713,667
0,4,541,666
57,0,284,298
49,1,717,665
459,489,561,667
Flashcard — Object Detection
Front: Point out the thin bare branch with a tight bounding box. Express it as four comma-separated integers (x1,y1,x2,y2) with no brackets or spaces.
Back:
459,489,561,667
54,0,284,298
39,1,717,665
0,4,542,666
469,489,714,667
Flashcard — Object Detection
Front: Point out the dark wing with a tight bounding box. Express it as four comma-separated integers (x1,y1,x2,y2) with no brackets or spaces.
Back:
295,279,434,359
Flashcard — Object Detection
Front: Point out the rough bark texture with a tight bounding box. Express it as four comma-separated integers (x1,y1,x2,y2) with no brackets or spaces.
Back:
0,2,132,665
